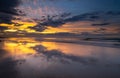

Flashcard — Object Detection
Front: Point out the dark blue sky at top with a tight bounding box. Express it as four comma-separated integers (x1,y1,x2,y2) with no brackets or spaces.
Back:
40,0,120,15
20,0,120,16
0,0,120,21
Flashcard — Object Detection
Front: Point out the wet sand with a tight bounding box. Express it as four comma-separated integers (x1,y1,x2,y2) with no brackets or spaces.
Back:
0,37,120,78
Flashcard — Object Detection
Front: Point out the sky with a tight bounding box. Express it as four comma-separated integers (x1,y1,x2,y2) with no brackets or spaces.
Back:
0,0,120,34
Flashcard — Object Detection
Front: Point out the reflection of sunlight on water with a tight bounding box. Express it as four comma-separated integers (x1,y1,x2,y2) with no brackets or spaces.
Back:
0,37,120,78
2,38,39,56
41,42,98,56
41,42,59,50
2,37,120,58
3,38,81,57
6,38,37,43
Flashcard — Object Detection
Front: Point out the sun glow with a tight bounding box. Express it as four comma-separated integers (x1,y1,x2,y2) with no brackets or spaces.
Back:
41,26,69,34
2,38,40,56
0,20,37,33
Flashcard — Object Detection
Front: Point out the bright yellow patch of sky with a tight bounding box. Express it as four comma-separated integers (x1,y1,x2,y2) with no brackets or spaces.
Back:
0,20,37,33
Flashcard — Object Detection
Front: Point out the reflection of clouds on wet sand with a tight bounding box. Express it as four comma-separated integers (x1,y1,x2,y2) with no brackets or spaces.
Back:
1,38,99,64
0,38,120,78
32,45,98,64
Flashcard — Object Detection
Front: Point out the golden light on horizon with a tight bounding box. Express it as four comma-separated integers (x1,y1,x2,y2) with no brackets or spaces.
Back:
0,23,15,29
41,26,69,34
4,29,18,32
0,18,100,34
0,20,37,33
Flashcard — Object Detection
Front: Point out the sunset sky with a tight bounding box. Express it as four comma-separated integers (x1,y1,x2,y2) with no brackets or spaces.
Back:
0,0,120,34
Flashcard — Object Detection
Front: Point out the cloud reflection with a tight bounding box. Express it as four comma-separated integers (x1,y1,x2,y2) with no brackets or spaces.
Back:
1,38,98,65
0,37,120,78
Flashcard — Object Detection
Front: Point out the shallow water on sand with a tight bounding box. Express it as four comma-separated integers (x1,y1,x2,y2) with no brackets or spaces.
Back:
0,37,120,78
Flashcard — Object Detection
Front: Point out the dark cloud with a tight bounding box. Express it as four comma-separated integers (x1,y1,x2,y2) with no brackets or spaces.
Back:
30,12,100,31
65,12,100,22
29,24,47,32
63,11,120,26
0,26,8,32
92,23,110,26
0,12,14,24
0,0,21,24
40,20,65,27
106,11,120,16
30,13,70,31
40,13,71,27
0,0,20,15
30,11,120,32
